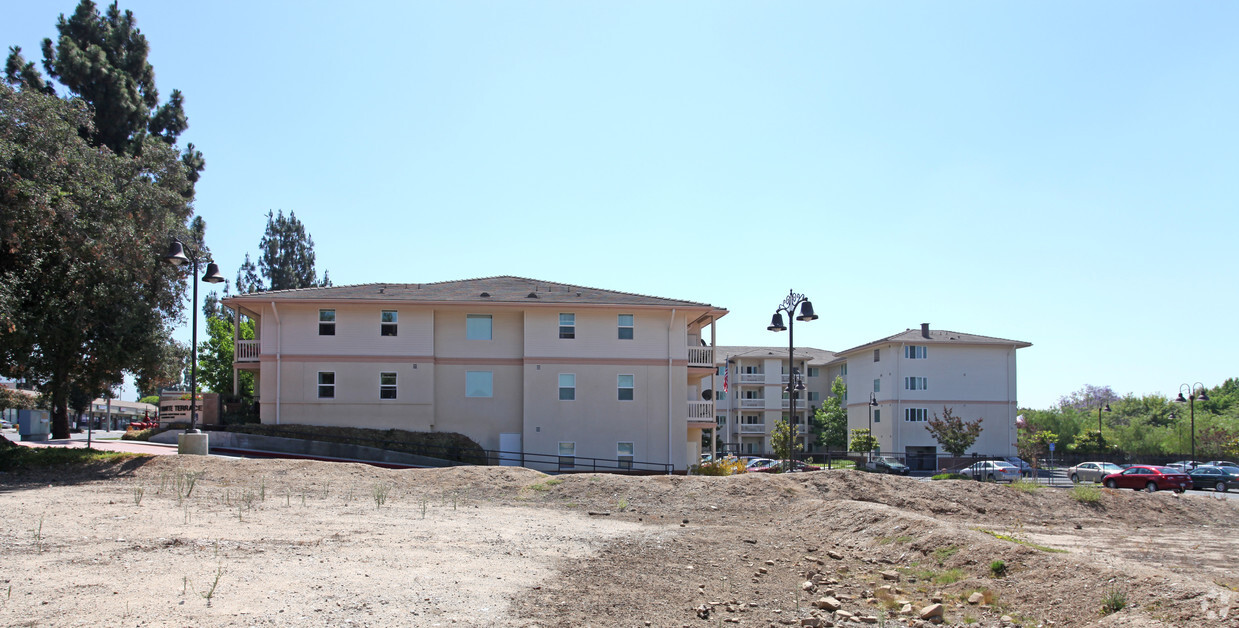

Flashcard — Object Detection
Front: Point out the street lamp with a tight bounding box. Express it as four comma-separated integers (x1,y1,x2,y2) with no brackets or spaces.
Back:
1096,403,1111,435
868,392,878,437
1173,383,1209,462
163,238,225,438
767,289,817,468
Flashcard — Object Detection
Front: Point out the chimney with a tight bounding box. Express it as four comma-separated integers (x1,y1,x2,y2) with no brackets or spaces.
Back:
921,323,930,339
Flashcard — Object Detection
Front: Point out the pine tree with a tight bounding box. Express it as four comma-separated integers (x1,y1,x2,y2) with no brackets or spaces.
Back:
255,210,330,291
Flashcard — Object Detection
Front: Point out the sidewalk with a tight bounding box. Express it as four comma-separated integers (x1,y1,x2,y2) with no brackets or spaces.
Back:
6,433,178,456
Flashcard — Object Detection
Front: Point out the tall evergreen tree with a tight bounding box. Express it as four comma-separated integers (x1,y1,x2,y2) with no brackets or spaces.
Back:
240,210,330,292
4,0,204,184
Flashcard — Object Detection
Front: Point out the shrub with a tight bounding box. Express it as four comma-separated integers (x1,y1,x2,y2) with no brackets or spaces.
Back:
1008,479,1041,494
1071,485,1102,504
990,560,1007,577
1100,588,1126,615
932,473,969,480
693,458,747,476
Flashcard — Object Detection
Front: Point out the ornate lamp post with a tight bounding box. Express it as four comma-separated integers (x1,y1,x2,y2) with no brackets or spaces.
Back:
1096,403,1111,435
868,393,878,448
1173,383,1209,462
767,290,817,468
163,238,225,444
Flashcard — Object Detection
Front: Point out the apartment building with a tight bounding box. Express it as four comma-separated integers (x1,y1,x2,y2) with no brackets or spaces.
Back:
711,346,838,455
221,277,725,471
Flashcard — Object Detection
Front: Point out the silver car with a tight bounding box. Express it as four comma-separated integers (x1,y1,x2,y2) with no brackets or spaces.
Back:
1066,461,1123,484
961,460,1021,483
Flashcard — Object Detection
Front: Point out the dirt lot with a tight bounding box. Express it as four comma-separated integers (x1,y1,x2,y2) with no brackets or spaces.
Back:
0,455,1237,627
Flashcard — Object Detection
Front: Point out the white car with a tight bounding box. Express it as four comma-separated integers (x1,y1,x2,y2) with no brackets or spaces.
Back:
745,458,776,470
961,460,1021,483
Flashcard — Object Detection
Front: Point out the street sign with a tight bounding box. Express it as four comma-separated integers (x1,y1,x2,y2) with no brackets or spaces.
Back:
1049,442,1055,452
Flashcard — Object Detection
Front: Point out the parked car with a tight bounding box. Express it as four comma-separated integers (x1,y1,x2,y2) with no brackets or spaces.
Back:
0,419,11,430
745,458,776,470
751,460,822,473
1002,456,1034,477
1166,461,1204,472
866,456,910,475
1102,465,1191,493
1188,466,1239,492
1205,460,1239,469
960,460,1021,483
1066,462,1124,484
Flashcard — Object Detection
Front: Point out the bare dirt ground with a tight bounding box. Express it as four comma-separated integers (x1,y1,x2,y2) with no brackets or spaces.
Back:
1,454,1237,627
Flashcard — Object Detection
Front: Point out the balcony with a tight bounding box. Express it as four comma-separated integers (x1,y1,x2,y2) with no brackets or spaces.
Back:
738,373,765,384
738,398,765,409
688,346,713,367
739,423,766,434
235,340,260,362
688,401,713,421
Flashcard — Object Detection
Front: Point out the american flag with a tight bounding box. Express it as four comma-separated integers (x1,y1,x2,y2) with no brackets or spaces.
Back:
722,364,728,393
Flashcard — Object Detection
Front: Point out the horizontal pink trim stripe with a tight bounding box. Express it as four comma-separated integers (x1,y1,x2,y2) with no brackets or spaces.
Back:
847,399,1016,409
242,355,690,367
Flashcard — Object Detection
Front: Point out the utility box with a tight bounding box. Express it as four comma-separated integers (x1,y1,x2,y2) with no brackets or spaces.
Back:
18,409,51,441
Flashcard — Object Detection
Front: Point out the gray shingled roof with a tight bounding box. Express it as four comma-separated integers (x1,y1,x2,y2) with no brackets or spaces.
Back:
223,275,725,309
833,327,1032,358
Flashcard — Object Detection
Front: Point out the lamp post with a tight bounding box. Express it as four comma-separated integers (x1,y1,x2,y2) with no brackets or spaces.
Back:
1173,383,1209,462
868,392,878,440
163,238,225,441
1096,403,1111,435
767,290,817,468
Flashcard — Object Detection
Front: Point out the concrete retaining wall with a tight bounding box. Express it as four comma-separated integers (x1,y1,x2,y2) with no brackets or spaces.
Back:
149,430,456,468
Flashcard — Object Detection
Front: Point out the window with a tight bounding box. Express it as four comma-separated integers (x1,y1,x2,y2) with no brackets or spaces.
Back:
618,314,634,340
465,371,492,398
319,309,336,336
742,365,761,374
905,408,928,422
617,442,634,469
618,374,634,401
807,367,820,377
874,349,880,362
741,415,762,425
381,310,398,336
716,415,726,426
559,313,575,339
317,372,335,398
742,390,762,399
905,345,928,359
558,442,575,469
904,377,928,390
466,314,492,340
874,409,881,423
380,372,397,399
841,363,848,376
807,391,820,402
873,379,881,393
558,373,576,400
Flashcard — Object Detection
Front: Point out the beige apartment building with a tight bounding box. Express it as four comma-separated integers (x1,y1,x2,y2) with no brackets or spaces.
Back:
222,277,725,472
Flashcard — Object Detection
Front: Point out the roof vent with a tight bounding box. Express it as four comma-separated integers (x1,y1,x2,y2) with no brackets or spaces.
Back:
480,292,491,298
526,292,538,299
921,323,930,339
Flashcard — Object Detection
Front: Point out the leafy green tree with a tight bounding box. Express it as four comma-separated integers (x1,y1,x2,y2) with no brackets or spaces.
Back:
1069,430,1113,454
811,376,848,450
138,395,160,406
849,428,878,455
924,406,983,457
0,84,195,438
5,0,204,183
770,417,801,461
1017,429,1058,462
198,308,254,397
0,386,39,412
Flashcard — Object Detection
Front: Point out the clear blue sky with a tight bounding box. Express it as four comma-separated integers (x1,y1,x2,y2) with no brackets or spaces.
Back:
7,2,1237,408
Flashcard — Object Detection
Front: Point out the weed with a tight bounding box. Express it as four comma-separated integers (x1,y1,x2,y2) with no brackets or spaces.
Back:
529,479,564,492
132,486,145,506
200,564,224,606
931,473,969,480
977,528,1067,553
617,496,629,512
259,476,266,501
878,535,914,545
420,496,428,519
1100,588,1126,615
284,487,291,507
32,516,44,553
300,489,307,507
373,482,391,509
182,576,189,596
990,560,1007,577
1070,485,1102,504
933,546,958,565
1008,480,1041,494
183,503,190,524
935,569,965,585
962,616,978,624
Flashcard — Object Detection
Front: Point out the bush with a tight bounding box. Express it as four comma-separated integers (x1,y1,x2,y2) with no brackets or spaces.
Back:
932,473,969,480
1070,485,1102,504
1008,479,1041,494
1100,588,1126,614
121,428,161,441
693,458,747,476
989,560,1007,577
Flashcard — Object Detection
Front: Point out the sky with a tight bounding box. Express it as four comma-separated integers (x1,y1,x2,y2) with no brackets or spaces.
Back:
5,1,1237,408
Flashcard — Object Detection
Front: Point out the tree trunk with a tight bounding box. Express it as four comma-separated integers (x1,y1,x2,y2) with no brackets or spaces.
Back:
51,390,70,440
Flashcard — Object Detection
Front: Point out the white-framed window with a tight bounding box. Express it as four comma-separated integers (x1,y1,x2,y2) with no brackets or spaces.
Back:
465,371,493,398
319,309,335,336
905,376,928,391
807,391,820,402
905,408,928,422
874,349,880,362
558,442,575,469
559,313,575,339
741,414,762,425
381,310,398,336
905,345,928,359
317,372,335,399
742,365,761,374
716,415,727,426
617,441,634,469
466,314,492,340
873,379,880,393
617,374,634,401
807,367,820,377
874,409,881,423
558,373,576,400
742,390,762,399
380,372,397,399
841,363,848,376
618,314,634,340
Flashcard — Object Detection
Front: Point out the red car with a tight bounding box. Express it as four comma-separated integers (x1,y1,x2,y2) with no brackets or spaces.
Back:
1102,465,1191,493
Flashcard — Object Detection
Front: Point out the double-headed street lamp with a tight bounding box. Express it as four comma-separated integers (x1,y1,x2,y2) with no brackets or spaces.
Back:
869,392,878,436
1096,403,1111,435
1173,383,1209,462
767,290,817,466
163,238,225,435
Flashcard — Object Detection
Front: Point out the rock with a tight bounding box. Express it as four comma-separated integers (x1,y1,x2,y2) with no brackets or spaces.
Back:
801,618,823,627
880,570,900,581
919,603,944,620
695,604,710,619
1001,616,1013,624
858,616,878,624
900,604,913,615
967,592,984,605
802,581,816,592
931,593,943,603
766,560,776,566
836,565,850,574
836,610,855,620
815,597,842,612
827,550,844,560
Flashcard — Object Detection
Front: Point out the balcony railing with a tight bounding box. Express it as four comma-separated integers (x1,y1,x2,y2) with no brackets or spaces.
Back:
738,398,765,409
235,340,260,362
739,423,766,434
688,401,713,421
688,346,713,367
738,373,765,384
